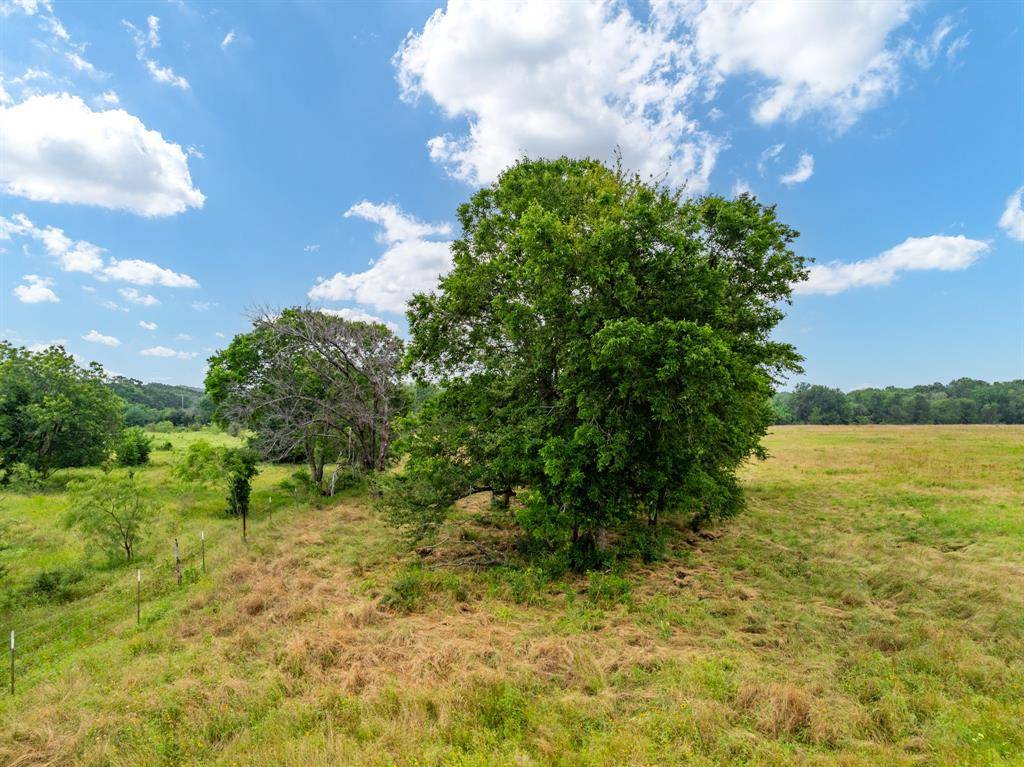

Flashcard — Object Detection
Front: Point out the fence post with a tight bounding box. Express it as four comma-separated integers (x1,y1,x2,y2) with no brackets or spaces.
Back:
136,569,141,624
9,630,13,695
201,531,206,573
174,538,182,587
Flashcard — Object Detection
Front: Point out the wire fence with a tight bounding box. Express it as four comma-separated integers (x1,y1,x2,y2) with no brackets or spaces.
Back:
4,493,284,696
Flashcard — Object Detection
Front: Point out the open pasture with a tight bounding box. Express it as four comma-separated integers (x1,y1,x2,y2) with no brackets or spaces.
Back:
1,426,1021,766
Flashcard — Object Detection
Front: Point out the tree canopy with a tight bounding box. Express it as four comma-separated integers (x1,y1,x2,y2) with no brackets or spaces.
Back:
390,157,807,560
0,342,124,477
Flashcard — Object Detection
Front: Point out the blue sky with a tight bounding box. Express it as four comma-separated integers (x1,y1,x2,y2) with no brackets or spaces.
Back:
1,0,1021,389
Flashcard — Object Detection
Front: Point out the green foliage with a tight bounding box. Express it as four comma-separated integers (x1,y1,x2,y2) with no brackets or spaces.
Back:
174,440,260,516
381,568,428,613
107,376,210,427
4,462,45,491
586,571,633,606
223,447,259,517
116,427,153,467
173,439,224,486
63,470,151,562
0,342,124,477
393,158,807,560
28,566,85,603
773,378,1024,425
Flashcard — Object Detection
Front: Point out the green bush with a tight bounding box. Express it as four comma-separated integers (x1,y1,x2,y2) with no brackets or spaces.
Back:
587,571,633,607
28,567,85,603
4,462,45,491
116,427,153,466
381,568,427,613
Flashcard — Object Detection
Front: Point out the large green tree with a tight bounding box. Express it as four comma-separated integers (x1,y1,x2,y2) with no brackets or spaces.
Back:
0,343,124,477
391,158,807,558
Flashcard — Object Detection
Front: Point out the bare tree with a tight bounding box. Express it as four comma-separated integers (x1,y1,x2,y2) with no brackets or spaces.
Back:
207,307,404,494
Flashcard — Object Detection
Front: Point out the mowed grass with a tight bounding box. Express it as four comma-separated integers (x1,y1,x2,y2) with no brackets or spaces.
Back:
1,426,1022,766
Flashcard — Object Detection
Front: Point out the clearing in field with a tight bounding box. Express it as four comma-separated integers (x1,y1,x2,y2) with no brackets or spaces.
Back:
1,426,1022,766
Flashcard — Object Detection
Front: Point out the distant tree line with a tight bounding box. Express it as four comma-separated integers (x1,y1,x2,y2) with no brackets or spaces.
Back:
772,379,1024,425
107,376,214,427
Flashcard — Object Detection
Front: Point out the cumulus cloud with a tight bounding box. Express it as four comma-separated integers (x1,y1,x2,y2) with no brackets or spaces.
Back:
998,187,1024,242
14,274,58,303
221,30,236,49
103,258,197,287
82,329,120,347
662,0,931,130
139,345,196,360
139,320,157,330
779,153,814,186
118,287,160,306
0,213,103,272
0,213,199,290
0,94,204,216
395,0,720,190
309,201,453,315
796,235,989,295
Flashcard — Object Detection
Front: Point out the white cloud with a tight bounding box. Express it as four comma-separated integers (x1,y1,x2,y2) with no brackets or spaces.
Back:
221,30,236,49
731,179,752,197
118,287,160,306
319,307,400,334
145,60,189,90
669,0,915,129
191,300,215,312
82,329,120,347
139,345,196,360
139,320,157,330
779,153,814,186
796,235,989,295
757,143,784,175
214,331,225,338
1,213,198,295
0,213,103,272
395,0,721,190
103,258,197,287
97,90,120,105
304,244,320,253
14,274,58,303
309,201,453,314
997,187,1024,242
175,333,192,341
0,93,204,216
345,201,451,244
124,17,190,90
65,51,95,73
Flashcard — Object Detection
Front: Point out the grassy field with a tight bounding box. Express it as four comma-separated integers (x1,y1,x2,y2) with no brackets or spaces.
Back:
0,426,1022,766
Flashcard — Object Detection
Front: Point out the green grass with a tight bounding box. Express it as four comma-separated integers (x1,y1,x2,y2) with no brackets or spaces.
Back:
1,426,1022,766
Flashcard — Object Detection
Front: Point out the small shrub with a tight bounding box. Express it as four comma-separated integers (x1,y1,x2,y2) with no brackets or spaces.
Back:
587,571,633,606
28,567,85,603
471,681,529,737
4,462,44,491
489,566,547,606
116,427,153,467
156,441,174,451
381,568,427,613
